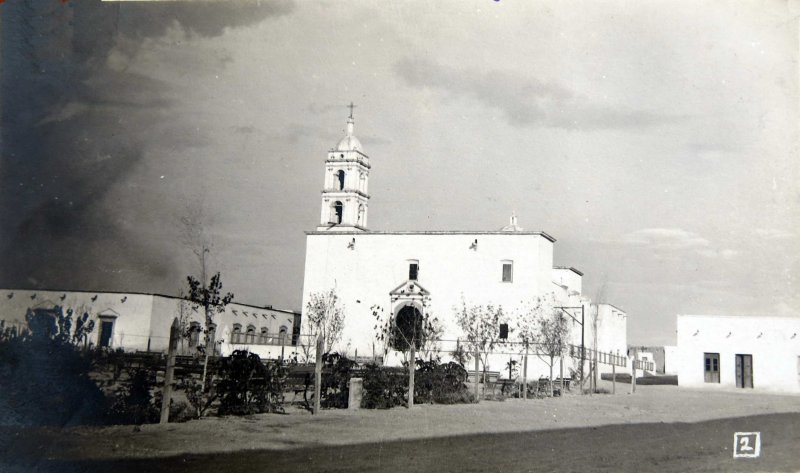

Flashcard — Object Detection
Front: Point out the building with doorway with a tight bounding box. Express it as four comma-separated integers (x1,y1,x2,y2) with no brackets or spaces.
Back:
300,113,628,378
676,314,800,393
0,289,300,360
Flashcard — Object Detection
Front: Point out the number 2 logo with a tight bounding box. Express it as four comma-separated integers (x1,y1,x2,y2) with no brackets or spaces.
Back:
733,432,761,458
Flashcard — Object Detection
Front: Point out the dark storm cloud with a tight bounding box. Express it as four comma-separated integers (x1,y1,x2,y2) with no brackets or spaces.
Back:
115,0,295,39
0,0,294,293
394,57,680,131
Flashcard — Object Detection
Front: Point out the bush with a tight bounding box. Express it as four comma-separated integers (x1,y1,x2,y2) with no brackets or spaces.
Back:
177,374,218,419
216,350,286,415
0,318,107,427
414,360,473,405
320,353,357,409
361,363,407,409
106,367,160,425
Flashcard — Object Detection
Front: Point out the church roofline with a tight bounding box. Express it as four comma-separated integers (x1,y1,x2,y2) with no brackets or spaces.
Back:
305,230,557,242
553,266,584,276
0,288,300,315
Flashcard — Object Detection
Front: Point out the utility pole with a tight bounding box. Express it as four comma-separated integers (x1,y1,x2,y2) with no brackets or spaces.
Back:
631,347,637,394
556,305,585,392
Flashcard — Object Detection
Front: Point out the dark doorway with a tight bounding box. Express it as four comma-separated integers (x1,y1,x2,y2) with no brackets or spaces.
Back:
391,305,423,351
98,320,114,347
735,354,753,388
704,352,719,383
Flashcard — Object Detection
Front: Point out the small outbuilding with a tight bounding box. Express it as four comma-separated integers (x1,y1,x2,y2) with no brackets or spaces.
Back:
676,314,800,394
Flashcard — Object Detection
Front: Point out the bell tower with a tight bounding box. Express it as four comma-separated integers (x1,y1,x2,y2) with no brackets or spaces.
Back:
317,103,370,231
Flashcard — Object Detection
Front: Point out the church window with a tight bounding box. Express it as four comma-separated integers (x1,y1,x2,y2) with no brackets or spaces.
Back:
337,170,345,190
501,260,513,282
331,201,343,224
208,323,217,355
188,321,201,347
279,326,288,345
260,327,269,344
408,260,419,280
232,324,242,344
246,325,256,344
357,204,365,225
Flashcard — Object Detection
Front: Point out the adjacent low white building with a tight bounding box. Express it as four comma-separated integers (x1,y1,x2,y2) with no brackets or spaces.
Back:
676,314,800,393
0,289,301,360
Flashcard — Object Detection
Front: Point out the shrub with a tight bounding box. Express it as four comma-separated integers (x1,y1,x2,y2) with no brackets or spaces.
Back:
106,367,160,425
361,363,407,409
0,317,107,427
414,360,473,405
177,375,218,419
216,350,287,415
320,353,357,409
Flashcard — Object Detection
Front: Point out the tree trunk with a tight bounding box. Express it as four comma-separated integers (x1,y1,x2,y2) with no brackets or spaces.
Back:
408,344,415,408
314,335,323,414
200,304,211,392
549,356,554,397
474,353,480,401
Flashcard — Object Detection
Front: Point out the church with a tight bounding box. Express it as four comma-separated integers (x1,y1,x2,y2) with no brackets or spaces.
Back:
300,111,629,379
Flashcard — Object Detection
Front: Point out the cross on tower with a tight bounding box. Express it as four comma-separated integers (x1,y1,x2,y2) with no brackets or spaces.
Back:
347,101,357,119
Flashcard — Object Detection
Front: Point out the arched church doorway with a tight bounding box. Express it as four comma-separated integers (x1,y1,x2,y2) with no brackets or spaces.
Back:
391,305,423,351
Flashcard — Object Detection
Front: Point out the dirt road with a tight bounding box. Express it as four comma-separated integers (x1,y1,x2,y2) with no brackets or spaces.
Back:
3,384,800,472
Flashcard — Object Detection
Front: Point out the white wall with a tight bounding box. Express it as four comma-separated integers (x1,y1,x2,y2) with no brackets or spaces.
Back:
0,289,300,358
676,314,800,393
301,231,554,369
663,345,678,374
301,231,628,378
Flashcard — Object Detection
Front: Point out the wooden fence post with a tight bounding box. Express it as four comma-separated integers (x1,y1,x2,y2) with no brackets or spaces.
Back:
612,362,616,394
313,335,323,415
160,318,179,424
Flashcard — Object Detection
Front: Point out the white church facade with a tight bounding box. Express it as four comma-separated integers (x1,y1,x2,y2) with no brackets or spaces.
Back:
300,112,629,379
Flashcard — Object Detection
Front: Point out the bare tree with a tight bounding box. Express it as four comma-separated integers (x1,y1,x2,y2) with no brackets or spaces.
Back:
534,306,570,396
453,299,507,385
303,288,346,360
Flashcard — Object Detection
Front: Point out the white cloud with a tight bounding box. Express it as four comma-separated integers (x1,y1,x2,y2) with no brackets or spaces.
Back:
619,228,739,259
621,228,710,251
755,228,796,240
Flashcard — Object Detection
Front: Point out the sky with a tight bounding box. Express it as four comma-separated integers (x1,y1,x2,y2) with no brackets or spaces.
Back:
1,0,798,346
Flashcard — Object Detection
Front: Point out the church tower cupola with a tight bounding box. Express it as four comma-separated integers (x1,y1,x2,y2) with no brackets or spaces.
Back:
317,103,370,231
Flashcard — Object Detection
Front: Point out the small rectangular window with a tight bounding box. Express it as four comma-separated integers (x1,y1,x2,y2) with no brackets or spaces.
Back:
409,263,419,280
502,262,513,282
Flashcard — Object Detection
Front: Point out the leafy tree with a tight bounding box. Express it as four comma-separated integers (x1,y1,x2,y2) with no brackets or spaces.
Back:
302,288,346,361
186,272,234,389
372,303,441,408
453,299,507,386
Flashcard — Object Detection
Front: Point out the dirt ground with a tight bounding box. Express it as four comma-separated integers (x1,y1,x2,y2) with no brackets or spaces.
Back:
3,382,800,472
